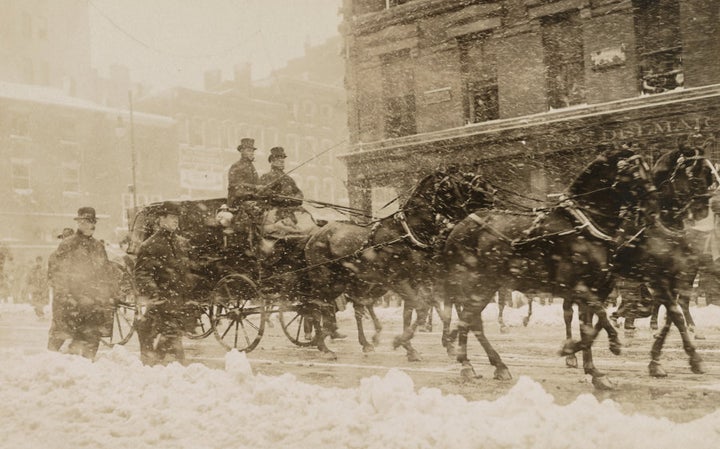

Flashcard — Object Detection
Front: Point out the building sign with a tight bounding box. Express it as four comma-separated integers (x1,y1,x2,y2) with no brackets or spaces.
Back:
179,146,224,191
590,45,626,70
600,116,714,142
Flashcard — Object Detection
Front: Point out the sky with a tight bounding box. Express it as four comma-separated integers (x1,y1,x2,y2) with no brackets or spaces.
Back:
2,302,720,449
88,0,343,89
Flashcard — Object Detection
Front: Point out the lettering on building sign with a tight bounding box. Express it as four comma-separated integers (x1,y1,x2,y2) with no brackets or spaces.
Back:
423,87,452,105
601,117,714,142
590,45,626,70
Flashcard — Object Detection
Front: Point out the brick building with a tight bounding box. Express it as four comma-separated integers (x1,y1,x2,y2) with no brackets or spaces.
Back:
340,0,720,213
137,37,349,206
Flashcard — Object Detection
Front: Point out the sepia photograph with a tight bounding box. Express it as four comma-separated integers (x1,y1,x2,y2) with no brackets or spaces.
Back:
1,0,719,447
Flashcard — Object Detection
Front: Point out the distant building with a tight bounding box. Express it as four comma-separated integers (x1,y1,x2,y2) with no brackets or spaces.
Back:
0,0,94,100
0,82,177,252
340,0,720,212
136,37,349,206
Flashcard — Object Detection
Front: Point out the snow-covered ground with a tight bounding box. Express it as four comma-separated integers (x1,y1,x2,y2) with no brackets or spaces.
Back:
2,302,720,449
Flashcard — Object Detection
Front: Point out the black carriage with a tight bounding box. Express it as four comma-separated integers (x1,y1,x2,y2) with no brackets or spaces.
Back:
116,197,335,352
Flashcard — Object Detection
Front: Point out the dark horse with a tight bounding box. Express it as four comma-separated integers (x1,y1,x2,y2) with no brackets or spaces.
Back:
595,148,716,377
303,170,495,360
442,147,658,389
557,147,716,373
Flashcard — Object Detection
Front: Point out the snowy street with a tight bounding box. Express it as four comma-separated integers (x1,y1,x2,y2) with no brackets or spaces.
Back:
2,301,720,448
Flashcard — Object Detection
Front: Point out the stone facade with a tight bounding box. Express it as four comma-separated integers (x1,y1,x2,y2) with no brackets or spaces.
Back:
341,0,720,212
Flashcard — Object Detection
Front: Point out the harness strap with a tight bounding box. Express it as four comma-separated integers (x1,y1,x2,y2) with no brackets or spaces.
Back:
395,211,431,249
561,201,616,241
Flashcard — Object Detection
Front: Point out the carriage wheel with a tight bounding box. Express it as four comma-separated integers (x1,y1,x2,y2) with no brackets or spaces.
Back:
211,274,266,352
278,302,318,347
185,302,216,340
100,300,138,347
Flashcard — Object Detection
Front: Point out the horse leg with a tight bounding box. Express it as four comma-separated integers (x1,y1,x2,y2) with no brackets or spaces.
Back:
469,305,511,380
680,292,703,339
562,299,578,368
313,305,337,360
392,281,421,362
455,310,479,381
578,310,614,390
523,295,533,327
353,303,374,353
649,301,660,333
650,297,705,377
365,303,383,346
498,290,509,333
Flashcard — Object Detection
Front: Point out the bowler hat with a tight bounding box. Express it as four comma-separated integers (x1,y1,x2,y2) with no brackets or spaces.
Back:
74,207,97,223
57,227,74,239
237,138,256,152
268,146,287,162
156,202,182,217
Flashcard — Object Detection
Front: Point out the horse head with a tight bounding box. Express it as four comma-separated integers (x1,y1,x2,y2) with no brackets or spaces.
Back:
566,147,657,234
652,147,719,228
398,170,495,246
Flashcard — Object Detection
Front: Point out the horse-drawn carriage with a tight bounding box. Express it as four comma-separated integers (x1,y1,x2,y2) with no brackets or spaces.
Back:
103,198,341,352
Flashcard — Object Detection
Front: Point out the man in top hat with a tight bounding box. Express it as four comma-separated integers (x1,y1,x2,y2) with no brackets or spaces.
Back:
47,207,114,358
259,146,304,208
134,202,196,365
227,137,261,209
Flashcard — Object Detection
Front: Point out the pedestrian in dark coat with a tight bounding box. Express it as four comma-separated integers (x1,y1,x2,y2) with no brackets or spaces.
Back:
47,207,114,359
134,202,195,365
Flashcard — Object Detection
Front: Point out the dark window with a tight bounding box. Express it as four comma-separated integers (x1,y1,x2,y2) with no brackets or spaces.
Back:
459,34,499,123
541,11,585,109
381,50,416,138
633,0,683,94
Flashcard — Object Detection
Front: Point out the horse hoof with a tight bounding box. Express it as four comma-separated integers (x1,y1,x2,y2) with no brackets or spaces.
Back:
648,360,667,378
566,355,578,368
592,375,615,390
322,351,338,361
500,325,510,334
392,336,403,350
407,351,422,362
362,345,375,353
460,365,480,381
690,354,706,375
371,334,381,346
446,344,457,358
558,339,577,356
609,340,622,356
522,317,530,327
494,367,512,381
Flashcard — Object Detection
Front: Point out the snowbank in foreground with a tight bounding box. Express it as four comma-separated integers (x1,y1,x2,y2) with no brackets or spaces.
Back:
1,348,719,449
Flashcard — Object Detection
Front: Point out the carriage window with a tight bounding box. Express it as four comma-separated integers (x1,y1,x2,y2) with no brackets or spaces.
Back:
382,50,416,138
542,11,585,109
633,0,683,95
459,33,499,124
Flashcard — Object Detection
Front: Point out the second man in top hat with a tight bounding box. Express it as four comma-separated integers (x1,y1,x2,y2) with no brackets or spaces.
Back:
258,146,303,208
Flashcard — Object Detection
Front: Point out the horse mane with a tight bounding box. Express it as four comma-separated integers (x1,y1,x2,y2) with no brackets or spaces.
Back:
651,147,705,187
400,171,441,211
567,147,637,197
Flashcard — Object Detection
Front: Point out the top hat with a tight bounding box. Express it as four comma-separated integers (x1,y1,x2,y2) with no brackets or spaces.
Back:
237,138,257,152
156,202,182,217
268,146,287,162
57,227,74,239
74,207,97,223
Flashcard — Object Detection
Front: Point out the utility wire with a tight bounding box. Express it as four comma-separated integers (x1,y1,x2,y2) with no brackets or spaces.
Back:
88,0,261,60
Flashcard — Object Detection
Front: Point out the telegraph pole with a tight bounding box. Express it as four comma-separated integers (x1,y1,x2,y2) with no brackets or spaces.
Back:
128,90,138,211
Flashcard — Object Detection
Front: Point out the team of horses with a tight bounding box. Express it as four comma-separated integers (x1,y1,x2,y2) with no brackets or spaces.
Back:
258,143,718,390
